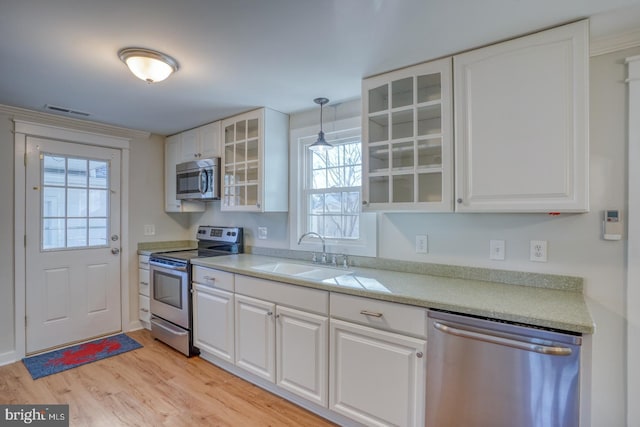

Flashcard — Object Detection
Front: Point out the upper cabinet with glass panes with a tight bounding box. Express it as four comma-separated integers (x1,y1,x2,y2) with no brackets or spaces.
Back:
221,107,289,212
362,57,453,212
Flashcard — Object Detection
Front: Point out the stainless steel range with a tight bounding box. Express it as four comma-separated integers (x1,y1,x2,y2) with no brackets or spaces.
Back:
148,226,243,356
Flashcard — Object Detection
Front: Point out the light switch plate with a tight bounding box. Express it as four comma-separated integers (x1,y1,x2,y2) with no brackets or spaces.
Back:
258,227,268,240
490,240,505,260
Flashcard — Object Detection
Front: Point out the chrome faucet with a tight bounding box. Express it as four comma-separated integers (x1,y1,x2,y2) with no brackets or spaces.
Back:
297,232,326,263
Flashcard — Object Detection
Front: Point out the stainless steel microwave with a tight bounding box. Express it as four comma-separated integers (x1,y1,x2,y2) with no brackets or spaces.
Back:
176,158,220,200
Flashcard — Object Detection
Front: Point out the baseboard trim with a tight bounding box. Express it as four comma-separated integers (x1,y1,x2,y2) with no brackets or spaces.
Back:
0,350,19,367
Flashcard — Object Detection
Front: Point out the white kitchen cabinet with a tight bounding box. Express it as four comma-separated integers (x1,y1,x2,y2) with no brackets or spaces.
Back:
221,108,289,212
164,134,204,213
329,292,427,427
193,285,235,363
362,57,453,212
233,274,329,405
179,121,221,161
137,255,151,329
234,293,276,382
192,266,235,362
276,305,328,407
453,20,589,212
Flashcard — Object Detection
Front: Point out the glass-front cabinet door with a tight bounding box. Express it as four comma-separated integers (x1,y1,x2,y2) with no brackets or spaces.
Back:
223,114,261,210
221,107,289,212
362,57,453,211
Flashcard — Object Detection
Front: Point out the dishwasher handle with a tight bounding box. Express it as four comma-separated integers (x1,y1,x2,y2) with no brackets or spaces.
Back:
433,321,573,356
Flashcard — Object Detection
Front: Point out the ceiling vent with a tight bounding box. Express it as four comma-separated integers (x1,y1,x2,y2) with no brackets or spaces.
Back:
44,104,91,117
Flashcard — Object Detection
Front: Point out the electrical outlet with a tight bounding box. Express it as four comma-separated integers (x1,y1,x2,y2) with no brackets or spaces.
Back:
257,227,268,240
489,240,505,260
415,235,428,253
143,224,155,236
530,240,548,262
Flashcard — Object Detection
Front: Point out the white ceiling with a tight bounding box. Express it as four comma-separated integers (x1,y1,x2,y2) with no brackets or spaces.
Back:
1,0,640,136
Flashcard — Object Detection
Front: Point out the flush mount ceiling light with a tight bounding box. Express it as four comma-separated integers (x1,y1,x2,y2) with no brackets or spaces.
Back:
308,97,333,152
118,47,179,83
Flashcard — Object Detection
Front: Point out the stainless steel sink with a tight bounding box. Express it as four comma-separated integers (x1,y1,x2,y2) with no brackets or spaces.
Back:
251,262,351,280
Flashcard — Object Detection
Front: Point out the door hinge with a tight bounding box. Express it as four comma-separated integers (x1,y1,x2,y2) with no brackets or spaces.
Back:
25,316,27,327
24,152,27,166
24,235,26,247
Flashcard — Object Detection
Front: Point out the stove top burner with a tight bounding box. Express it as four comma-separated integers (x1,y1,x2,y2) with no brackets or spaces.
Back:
150,226,243,266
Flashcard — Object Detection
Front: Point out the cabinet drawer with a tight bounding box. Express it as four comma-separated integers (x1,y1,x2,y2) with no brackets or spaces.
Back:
138,268,150,296
330,293,428,338
235,274,328,315
138,255,150,269
139,295,150,323
192,266,234,292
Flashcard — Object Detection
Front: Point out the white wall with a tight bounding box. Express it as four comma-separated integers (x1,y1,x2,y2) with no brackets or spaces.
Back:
0,113,15,357
126,133,192,325
192,47,636,425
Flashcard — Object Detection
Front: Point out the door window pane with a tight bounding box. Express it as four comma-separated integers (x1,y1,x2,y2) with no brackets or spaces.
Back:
41,153,110,250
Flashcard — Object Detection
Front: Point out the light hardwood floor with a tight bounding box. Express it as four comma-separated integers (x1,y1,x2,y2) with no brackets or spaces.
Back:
0,330,336,426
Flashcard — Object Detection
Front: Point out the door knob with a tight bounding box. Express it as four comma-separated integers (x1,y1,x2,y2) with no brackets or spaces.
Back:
111,248,120,255
111,234,119,241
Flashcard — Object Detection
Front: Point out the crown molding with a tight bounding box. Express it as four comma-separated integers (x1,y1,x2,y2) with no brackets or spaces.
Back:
591,28,640,57
0,104,151,140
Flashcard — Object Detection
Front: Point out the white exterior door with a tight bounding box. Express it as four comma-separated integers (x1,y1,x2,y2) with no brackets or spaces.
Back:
25,136,122,354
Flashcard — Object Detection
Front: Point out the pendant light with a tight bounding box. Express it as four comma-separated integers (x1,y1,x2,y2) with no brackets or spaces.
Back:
309,97,333,152
118,47,179,83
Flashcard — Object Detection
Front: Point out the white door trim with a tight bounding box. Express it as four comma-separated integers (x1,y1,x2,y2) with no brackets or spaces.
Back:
626,54,640,427
13,120,131,360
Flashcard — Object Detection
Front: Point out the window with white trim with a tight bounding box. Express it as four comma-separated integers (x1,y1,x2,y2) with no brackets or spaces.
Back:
302,129,361,239
290,117,376,257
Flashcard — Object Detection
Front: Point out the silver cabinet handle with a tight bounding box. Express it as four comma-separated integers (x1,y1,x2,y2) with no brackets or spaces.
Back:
140,308,149,313
360,310,383,318
140,282,149,286
267,311,273,316
203,276,215,282
433,322,572,356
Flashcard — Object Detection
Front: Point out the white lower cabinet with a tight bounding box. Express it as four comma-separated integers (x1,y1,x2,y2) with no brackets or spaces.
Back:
276,305,328,407
329,319,427,427
192,266,236,362
138,255,151,329
234,294,276,382
193,285,235,363
193,269,426,426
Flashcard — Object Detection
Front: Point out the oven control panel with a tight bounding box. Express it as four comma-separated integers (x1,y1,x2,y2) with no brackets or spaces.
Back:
197,226,242,243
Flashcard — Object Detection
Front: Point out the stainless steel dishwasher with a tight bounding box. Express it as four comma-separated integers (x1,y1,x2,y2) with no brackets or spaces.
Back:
426,310,582,427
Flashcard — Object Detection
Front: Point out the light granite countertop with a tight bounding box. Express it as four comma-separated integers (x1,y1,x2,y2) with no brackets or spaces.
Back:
137,240,196,256
191,253,594,334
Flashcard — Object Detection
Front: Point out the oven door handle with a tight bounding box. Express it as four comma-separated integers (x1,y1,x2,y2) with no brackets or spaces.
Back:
149,260,187,272
151,316,189,336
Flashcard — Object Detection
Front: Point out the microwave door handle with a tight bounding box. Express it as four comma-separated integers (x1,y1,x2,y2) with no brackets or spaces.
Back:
198,169,205,194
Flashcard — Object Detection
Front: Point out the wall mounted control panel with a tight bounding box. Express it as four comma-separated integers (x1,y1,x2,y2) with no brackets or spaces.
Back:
603,210,623,241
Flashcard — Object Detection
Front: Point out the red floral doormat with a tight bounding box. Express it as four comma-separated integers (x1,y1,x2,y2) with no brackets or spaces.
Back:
22,334,142,379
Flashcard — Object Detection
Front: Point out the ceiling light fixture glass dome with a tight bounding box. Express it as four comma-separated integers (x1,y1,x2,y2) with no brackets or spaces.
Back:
118,47,179,83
